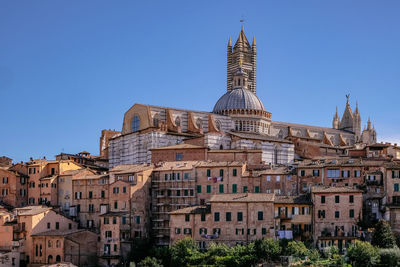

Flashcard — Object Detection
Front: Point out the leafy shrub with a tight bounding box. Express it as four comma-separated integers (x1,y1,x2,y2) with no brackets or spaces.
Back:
379,247,400,266
347,241,380,267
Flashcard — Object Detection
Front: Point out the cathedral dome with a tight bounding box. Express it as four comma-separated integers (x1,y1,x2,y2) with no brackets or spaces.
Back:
213,87,266,113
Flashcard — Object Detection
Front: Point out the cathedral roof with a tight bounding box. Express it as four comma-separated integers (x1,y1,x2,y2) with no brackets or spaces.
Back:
213,88,265,113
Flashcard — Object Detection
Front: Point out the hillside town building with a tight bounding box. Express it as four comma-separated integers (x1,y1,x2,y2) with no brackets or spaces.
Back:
0,27,397,267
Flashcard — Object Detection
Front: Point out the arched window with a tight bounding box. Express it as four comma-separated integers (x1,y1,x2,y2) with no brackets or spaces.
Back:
56,240,60,248
132,115,140,132
274,146,279,165
153,114,160,127
215,120,221,131
48,240,52,248
56,255,61,262
175,116,181,127
196,118,202,129
219,144,223,150
35,244,38,256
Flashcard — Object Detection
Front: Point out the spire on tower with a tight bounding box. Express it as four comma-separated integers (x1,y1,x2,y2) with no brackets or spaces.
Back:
228,36,232,47
252,36,256,46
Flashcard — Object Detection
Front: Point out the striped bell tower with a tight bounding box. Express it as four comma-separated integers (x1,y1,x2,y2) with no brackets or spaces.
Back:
227,26,257,94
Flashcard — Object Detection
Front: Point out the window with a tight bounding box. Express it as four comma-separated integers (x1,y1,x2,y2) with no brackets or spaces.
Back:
255,186,260,193
56,222,59,229
197,185,201,193
201,213,206,222
104,217,109,224
349,209,354,218
176,190,181,196
243,186,248,193
136,216,140,224
122,217,127,225
207,185,211,193
237,212,243,222
123,187,127,193
226,212,231,221
132,115,140,132
349,195,354,203
219,184,224,193
206,169,211,177
175,228,181,234
214,212,220,222
128,175,134,182
313,170,320,177
300,170,305,177
219,169,224,177
176,153,183,161
321,196,325,203
266,176,271,182
47,222,51,229
213,228,221,235
318,210,325,219
114,244,118,252
334,211,340,218
185,214,190,222
184,189,188,196
113,187,119,194
101,190,105,198
89,191,93,199
190,189,194,196
258,211,263,220
262,228,267,235
253,229,257,235
184,173,190,179
276,176,281,182
199,228,207,235
232,184,237,193
105,231,112,238
89,204,94,212
233,169,237,176
335,195,340,203
341,170,350,178
354,170,361,177
114,201,118,209
395,184,399,192
327,169,340,178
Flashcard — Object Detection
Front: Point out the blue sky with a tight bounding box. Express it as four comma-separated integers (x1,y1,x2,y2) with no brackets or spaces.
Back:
1,1,399,162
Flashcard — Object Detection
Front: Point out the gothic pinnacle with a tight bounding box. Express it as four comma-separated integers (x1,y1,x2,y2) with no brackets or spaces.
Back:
228,36,232,47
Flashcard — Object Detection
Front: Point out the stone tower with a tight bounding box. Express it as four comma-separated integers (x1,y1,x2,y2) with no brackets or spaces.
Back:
332,106,340,129
361,117,377,145
336,95,361,141
227,27,257,94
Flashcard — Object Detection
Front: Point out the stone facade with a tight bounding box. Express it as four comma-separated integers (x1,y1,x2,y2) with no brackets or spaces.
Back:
311,186,363,252
169,193,275,247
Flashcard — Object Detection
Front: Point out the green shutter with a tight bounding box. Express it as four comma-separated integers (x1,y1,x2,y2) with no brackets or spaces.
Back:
255,186,260,193
243,186,248,193
233,169,237,176
207,169,211,177
197,185,201,193
219,169,224,177
207,185,211,193
232,184,237,193
219,184,224,193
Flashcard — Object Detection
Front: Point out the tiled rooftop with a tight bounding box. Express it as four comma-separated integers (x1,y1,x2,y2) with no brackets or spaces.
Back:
311,186,362,194
210,193,275,203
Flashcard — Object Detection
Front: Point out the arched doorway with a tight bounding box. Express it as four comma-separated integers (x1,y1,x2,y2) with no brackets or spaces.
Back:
56,255,61,262
48,255,53,264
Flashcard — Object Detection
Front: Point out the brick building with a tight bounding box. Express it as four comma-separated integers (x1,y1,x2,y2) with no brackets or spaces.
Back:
311,186,363,252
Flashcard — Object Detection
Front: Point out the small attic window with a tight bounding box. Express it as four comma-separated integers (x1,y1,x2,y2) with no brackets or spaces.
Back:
132,115,140,132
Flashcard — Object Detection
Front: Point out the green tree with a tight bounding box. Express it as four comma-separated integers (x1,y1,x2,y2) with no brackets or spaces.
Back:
253,238,282,262
169,237,200,267
372,219,396,248
138,257,163,267
379,247,400,267
347,241,380,267
285,241,309,258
